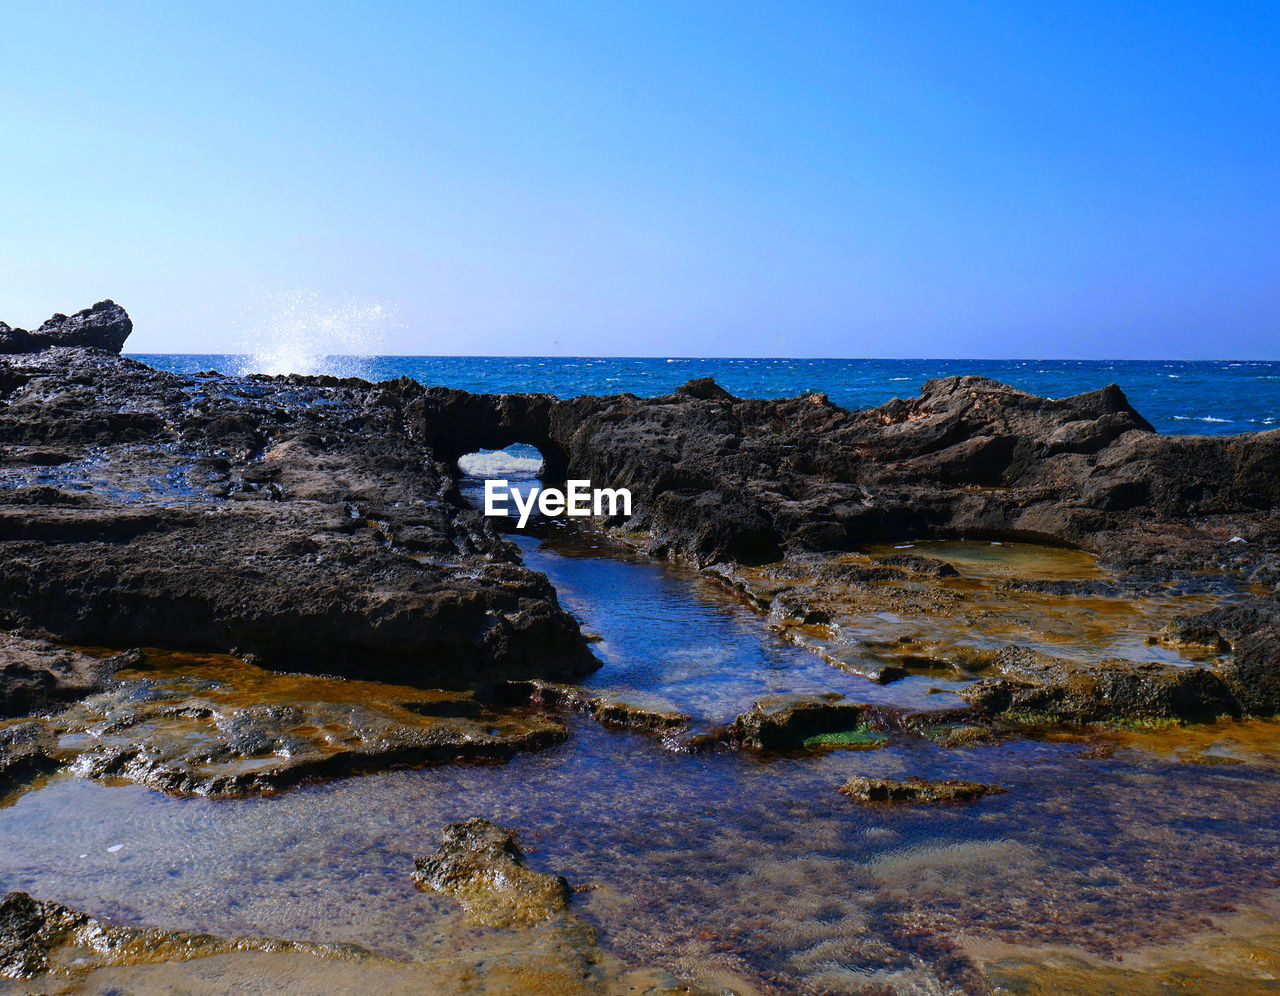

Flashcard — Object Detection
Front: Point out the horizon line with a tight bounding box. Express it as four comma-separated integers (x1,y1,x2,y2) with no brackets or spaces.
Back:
124,353,1280,363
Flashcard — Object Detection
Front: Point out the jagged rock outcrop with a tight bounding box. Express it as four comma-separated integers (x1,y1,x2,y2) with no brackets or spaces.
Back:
0,301,132,354
0,348,596,690
409,375,1280,580
3,340,1278,714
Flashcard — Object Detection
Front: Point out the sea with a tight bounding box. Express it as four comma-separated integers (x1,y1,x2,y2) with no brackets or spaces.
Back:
130,355,1280,437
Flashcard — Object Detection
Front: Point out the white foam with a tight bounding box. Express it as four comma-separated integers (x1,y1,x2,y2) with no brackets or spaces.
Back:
1172,415,1231,423
458,451,544,478
231,289,395,377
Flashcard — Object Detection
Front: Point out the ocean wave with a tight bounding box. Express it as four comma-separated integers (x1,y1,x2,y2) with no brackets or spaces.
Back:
1172,415,1231,423
457,451,544,478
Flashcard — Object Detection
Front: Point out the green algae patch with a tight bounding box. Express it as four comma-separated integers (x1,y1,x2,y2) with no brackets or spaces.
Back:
803,727,887,750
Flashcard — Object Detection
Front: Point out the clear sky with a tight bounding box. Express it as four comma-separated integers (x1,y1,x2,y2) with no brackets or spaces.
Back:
3,1,1278,357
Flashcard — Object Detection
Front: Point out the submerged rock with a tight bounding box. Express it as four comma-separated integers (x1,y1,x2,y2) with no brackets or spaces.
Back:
414,818,571,928
0,890,367,981
839,775,1007,803
0,887,726,994
506,679,691,734
0,301,132,355
18,653,566,798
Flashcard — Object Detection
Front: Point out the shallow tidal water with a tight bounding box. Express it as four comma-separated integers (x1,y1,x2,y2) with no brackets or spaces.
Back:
3,527,1280,992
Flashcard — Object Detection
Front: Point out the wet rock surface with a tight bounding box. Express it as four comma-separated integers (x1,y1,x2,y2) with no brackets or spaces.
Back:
840,775,1007,803
507,679,692,735
697,542,1280,725
0,890,368,982
0,722,57,798
729,692,870,751
414,817,572,928
963,645,1238,723
8,651,568,798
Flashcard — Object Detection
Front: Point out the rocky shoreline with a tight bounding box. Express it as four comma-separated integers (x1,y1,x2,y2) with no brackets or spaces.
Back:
2,302,1279,992
0,303,1276,773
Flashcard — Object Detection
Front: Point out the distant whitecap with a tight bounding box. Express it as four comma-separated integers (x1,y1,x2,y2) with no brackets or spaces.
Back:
457,448,544,479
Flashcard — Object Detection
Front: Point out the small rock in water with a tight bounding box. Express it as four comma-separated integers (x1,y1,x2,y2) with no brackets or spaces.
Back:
840,775,1007,803
413,817,570,928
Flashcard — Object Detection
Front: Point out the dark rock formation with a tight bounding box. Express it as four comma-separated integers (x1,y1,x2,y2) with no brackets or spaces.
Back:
410,374,1280,577
0,632,134,717
1219,626,1280,717
0,301,132,354
414,818,571,928
0,349,596,691
3,344,1278,726
840,775,1007,803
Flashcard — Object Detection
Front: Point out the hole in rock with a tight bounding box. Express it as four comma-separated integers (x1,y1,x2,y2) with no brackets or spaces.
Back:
457,444,547,532
456,444,545,481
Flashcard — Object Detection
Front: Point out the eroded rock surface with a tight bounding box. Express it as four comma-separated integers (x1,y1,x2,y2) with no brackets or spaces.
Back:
413,374,1280,578
840,775,1007,803
9,652,567,798
701,544,1280,724
729,692,870,751
414,817,571,928
0,346,595,691
0,633,134,717
507,679,691,734
0,890,367,981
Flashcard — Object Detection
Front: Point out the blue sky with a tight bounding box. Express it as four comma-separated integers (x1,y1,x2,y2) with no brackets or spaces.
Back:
3,2,1277,357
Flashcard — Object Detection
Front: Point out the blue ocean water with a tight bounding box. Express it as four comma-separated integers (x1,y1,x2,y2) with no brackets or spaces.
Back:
130,355,1280,436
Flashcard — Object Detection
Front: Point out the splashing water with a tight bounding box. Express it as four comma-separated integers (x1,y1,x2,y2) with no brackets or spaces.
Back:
232,290,395,378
